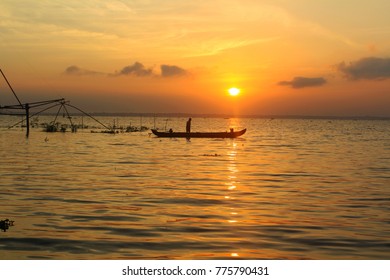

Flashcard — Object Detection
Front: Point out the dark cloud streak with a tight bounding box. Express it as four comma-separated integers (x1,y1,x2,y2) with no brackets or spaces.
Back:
160,64,188,77
337,57,390,80
118,62,153,77
278,76,327,89
65,62,189,78
64,65,103,76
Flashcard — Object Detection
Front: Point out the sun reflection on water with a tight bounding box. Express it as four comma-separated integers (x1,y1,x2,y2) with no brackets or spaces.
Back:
224,136,243,257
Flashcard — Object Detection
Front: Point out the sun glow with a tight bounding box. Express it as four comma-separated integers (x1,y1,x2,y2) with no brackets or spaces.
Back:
228,87,240,96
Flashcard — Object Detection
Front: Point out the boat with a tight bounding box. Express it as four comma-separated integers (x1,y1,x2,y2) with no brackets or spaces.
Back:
151,128,246,138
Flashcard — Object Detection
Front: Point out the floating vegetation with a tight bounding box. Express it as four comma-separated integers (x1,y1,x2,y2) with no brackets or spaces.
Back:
43,122,82,133
126,125,149,132
91,129,117,134
90,125,149,134
0,219,14,232
44,123,58,132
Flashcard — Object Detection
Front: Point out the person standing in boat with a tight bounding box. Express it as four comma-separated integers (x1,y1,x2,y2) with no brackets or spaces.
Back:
186,118,192,133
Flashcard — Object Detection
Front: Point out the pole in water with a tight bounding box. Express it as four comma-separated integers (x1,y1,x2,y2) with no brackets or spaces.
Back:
25,103,30,138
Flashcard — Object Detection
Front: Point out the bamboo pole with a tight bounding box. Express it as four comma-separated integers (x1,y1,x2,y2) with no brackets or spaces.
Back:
25,103,30,138
0,69,23,108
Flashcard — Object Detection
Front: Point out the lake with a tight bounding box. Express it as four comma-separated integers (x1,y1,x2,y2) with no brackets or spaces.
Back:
1,116,389,259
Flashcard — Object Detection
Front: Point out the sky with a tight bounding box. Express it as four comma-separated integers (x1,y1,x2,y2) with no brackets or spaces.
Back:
1,0,390,116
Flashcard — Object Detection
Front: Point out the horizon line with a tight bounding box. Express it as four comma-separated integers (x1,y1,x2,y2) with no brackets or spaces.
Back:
31,111,390,120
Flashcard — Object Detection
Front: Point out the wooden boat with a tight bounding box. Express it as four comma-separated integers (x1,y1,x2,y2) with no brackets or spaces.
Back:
151,128,246,138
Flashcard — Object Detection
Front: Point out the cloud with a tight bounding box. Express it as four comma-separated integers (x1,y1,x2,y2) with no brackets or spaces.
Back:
117,62,188,78
278,76,327,89
65,62,189,78
160,65,188,77
118,62,153,77
337,57,390,80
64,65,103,76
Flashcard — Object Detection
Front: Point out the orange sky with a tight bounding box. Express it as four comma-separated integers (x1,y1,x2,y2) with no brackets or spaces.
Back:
1,0,390,116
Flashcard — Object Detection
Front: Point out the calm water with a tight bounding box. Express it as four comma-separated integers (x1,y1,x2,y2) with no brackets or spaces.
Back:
1,116,389,259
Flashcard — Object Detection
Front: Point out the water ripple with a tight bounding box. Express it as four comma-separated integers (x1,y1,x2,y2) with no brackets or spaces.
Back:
1,118,389,259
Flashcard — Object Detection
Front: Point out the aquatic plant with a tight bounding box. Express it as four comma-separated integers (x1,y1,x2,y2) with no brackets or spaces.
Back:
0,219,14,232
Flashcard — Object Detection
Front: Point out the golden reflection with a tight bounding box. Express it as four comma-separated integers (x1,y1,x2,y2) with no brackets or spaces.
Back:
225,134,240,210
223,121,244,257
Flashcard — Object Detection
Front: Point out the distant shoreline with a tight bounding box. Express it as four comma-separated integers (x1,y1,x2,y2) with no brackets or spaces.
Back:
21,112,390,120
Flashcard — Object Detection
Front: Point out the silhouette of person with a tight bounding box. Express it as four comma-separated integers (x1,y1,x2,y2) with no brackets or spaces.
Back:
186,118,192,133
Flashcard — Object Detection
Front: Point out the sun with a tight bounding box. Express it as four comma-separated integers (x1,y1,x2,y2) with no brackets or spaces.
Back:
228,87,240,96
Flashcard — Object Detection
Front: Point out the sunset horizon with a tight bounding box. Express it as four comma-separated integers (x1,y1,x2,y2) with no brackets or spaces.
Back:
1,1,390,117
